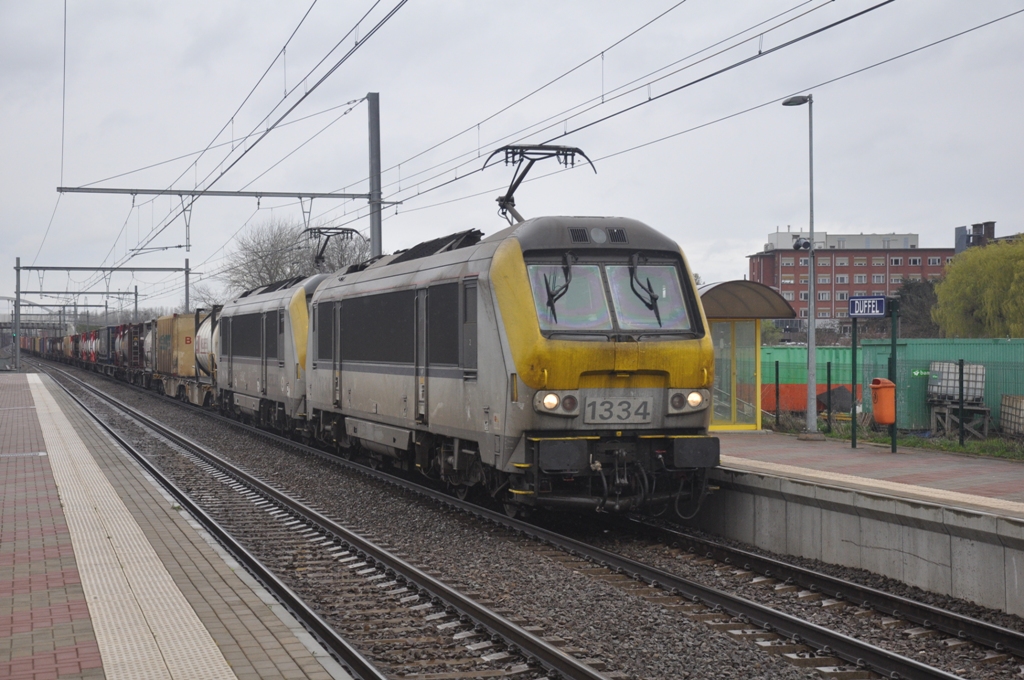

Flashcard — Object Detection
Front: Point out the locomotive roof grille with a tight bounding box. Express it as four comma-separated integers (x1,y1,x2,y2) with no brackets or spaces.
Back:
568,227,590,243
608,228,628,244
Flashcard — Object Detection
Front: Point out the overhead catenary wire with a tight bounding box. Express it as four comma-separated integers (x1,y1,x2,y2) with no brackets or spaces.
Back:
33,1,70,266
352,0,898,214
375,6,1024,221
72,0,407,299
112,0,407,269
308,0,832,227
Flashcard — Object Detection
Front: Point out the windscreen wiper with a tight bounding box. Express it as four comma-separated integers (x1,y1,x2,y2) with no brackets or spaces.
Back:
543,252,577,323
628,253,662,327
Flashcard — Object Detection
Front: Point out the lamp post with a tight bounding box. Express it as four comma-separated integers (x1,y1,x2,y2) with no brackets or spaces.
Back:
783,93,820,437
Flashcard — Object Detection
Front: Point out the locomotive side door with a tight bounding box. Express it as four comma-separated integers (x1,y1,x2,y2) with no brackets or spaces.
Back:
415,288,427,424
332,301,342,407
260,312,268,395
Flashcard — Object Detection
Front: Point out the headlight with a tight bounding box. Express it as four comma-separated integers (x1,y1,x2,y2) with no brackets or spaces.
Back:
562,394,578,412
686,391,704,408
670,392,686,410
542,393,560,410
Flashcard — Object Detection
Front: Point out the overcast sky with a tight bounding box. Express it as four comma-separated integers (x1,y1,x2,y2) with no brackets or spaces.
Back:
2,0,1022,315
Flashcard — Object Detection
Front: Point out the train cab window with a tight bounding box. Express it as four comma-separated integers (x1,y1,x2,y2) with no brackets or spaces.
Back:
264,311,278,360
527,264,612,332
317,302,333,363
427,283,459,365
278,309,285,361
462,281,477,374
220,317,231,356
606,264,691,331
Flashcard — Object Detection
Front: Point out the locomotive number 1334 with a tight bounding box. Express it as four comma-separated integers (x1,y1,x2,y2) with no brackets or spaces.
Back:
583,397,653,424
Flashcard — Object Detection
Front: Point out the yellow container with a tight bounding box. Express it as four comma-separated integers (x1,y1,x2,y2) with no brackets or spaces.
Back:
156,314,196,377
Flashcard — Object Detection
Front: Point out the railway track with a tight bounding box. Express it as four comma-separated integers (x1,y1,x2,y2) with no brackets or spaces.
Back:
40,360,1022,679
42,363,609,680
617,517,1024,661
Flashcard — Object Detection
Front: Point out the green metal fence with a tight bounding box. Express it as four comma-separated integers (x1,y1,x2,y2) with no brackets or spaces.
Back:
762,340,1024,431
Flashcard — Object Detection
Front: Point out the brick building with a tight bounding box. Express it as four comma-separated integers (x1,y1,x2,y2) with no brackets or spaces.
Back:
747,229,955,328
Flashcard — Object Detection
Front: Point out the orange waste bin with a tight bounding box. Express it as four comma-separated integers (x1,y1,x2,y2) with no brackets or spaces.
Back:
870,378,896,425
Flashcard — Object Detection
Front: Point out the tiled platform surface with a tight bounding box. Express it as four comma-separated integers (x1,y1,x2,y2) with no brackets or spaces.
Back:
718,431,1024,518
1,372,347,680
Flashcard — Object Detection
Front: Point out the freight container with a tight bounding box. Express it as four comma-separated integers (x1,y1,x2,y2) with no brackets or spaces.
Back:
156,314,196,378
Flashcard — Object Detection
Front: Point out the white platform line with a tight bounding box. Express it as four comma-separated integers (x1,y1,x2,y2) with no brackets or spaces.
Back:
28,374,237,680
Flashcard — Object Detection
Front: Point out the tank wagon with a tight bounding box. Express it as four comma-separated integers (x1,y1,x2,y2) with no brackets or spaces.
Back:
307,217,718,515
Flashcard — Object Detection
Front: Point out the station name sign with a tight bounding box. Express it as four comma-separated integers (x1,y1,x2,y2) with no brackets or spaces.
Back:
848,296,887,318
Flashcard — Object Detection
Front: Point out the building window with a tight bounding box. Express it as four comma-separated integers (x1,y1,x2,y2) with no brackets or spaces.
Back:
782,291,794,300
781,275,795,284
818,310,831,318
836,274,849,284
891,275,903,284
799,275,809,284
872,257,885,266
836,257,849,266
837,239,846,249
854,290,867,296
781,257,794,266
873,290,886,296
909,257,921,266
854,258,867,266
928,274,941,281
837,310,849,318
909,273,921,281
818,276,830,284
854,274,867,284
818,257,831,267
883,239,892,248
800,309,808,318
946,256,954,264
872,274,885,283
837,291,849,301
799,291,809,301
799,257,809,266
818,291,831,301
928,256,941,266
891,257,903,266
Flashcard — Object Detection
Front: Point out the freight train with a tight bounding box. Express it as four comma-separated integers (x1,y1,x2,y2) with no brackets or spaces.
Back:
31,215,720,517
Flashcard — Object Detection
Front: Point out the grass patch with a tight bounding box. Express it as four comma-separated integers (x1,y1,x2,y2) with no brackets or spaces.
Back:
763,414,1024,461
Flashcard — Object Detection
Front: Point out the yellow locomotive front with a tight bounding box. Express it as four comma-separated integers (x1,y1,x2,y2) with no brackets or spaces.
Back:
492,217,718,515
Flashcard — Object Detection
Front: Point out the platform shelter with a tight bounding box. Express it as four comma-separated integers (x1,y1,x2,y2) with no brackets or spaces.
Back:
699,281,796,431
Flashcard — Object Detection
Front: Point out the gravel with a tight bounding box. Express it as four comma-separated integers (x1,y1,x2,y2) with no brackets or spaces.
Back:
52,366,816,679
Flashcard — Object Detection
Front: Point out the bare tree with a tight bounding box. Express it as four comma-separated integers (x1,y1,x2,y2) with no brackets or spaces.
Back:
223,218,372,295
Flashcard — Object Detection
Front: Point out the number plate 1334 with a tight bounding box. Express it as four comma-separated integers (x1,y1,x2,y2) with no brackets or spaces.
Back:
583,397,653,424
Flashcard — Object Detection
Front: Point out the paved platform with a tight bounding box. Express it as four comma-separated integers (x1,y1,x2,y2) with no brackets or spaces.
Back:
718,431,1024,518
1,372,348,680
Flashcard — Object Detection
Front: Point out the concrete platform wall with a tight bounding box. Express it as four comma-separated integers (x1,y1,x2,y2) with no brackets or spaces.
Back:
686,468,1024,616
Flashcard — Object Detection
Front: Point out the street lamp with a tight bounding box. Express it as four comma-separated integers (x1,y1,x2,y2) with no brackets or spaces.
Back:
783,93,821,437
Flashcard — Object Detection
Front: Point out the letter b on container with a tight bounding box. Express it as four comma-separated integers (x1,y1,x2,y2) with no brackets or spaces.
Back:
870,378,896,425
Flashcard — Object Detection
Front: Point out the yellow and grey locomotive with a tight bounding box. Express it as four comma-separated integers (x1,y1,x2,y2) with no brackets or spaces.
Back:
308,216,718,515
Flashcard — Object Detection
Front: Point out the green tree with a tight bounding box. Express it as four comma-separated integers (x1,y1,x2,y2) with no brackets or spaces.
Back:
933,238,1024,337
895,278,940,337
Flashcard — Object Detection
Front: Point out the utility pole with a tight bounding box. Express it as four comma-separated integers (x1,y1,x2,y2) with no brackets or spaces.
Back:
368,92,383,259
14,257,21,371
134,286,138,323
184,258,190,313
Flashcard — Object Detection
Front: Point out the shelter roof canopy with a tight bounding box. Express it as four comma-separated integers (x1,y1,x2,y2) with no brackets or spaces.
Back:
698,280,796,320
